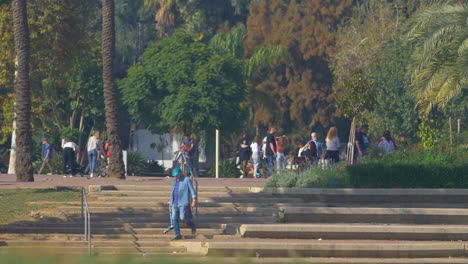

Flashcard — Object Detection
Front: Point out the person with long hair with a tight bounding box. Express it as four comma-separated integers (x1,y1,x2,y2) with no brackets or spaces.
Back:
378,130,397,154
275,135,289,170
238,138,251,178
325,127,340,164
250,135,261,178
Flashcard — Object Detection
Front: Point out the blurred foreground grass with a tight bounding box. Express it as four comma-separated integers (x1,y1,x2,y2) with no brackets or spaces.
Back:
0,252,254,264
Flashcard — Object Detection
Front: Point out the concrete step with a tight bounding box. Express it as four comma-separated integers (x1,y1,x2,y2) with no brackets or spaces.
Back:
0,245,186,254
2,222,231,229
206,240,467,258
90,215,278,224
57,206,279,215
240,223,468,241
1,240,171,247
281,207,468,224
325,203,468,208
89,197,305,204
95,185,252,193
0,233,208,241
219,257,468,264
94,190,276,198
33,201,311,208
0,226,224,235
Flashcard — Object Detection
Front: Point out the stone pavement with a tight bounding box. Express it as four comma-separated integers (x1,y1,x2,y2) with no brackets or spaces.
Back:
0,174,266,189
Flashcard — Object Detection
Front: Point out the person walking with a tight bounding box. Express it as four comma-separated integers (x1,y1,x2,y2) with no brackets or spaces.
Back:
38,137,53,175
87,132,105,177
170,166,197,240
325,127,340,164
355,124,370,163
250,135,261,178
265,127,277,176
61,138,79,177
238,138,251,178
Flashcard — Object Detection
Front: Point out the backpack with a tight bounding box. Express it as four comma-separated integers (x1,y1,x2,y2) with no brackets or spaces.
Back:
50,146,56,158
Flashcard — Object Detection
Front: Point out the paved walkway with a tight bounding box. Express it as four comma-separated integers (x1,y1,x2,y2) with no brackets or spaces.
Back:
0,174,266,189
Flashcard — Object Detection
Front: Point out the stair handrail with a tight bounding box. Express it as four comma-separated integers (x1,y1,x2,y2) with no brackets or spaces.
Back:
173,150,199,218
81,187,91,256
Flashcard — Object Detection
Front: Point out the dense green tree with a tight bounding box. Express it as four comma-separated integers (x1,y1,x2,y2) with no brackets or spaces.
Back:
0,0,103,144
364,43,419,138
115,0,155,76
12,0,33,181
102,0,126,179
119,31,246,134
405,2,468,114
336,69,377,122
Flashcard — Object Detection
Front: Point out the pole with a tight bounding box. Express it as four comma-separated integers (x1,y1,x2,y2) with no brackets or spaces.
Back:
449,117,453,152
458,119,461,135
215,129,219,179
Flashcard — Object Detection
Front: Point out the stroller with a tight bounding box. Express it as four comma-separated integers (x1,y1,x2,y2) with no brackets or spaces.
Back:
96,159,108,177
64,160,85,177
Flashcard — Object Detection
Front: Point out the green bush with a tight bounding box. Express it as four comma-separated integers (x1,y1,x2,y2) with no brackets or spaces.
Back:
33,154,64,174
266,150,467,188
206,159,240,178
144,160,165,174
266,164,351,188
126,151,148,176
347,149,468,188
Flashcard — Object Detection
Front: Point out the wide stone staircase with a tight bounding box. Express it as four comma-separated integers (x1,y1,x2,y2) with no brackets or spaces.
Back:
2,185,468,263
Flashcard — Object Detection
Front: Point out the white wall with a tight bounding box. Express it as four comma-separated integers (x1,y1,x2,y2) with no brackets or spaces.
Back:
130,130,178,169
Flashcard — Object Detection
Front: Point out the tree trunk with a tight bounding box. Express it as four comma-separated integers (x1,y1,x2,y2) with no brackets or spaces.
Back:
12,0,33,182
102,0,125,179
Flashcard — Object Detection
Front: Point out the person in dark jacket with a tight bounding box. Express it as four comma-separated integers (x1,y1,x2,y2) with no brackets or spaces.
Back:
238,138,252,178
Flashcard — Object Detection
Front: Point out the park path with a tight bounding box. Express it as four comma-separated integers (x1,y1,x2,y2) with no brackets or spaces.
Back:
0,174,266,189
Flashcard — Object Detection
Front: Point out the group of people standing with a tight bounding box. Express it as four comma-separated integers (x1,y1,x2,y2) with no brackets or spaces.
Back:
237,124,402,177
38,131,110,177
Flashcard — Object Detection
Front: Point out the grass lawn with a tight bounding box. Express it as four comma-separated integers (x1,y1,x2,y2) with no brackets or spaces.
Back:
0,187,80,225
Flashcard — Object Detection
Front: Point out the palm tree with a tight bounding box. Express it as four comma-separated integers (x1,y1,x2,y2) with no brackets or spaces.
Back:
406,3,468,114
144,0,177,37
12,0,33,182
102,0,125,179
209,24,290,130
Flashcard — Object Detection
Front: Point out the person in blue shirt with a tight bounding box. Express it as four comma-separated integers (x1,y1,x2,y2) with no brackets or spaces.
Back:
170,166,197,240
38,138,53,175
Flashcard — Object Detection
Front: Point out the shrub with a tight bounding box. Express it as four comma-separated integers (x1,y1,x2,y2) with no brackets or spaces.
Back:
33,155,64,174
266,164,351,188
206,159,240,178
347,150,468,188
145,160,165,174
126,151,148,176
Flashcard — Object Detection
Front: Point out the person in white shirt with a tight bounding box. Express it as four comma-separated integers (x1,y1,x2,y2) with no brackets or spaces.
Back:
250,135,261,178
62,139,79,177
325,126,340,164
87,132,105,177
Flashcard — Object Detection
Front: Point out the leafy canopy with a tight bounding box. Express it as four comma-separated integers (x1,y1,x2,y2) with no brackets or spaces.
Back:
119,31,246,133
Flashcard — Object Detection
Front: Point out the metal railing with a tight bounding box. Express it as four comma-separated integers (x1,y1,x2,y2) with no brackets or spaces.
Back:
173,151,198,217
81,187,91,256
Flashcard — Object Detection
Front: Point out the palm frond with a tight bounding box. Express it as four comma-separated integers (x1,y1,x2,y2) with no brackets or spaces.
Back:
246,46,290,78
406,3,468,114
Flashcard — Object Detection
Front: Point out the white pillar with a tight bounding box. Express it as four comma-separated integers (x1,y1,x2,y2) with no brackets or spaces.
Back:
7,120,16,174
215,129,219,179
